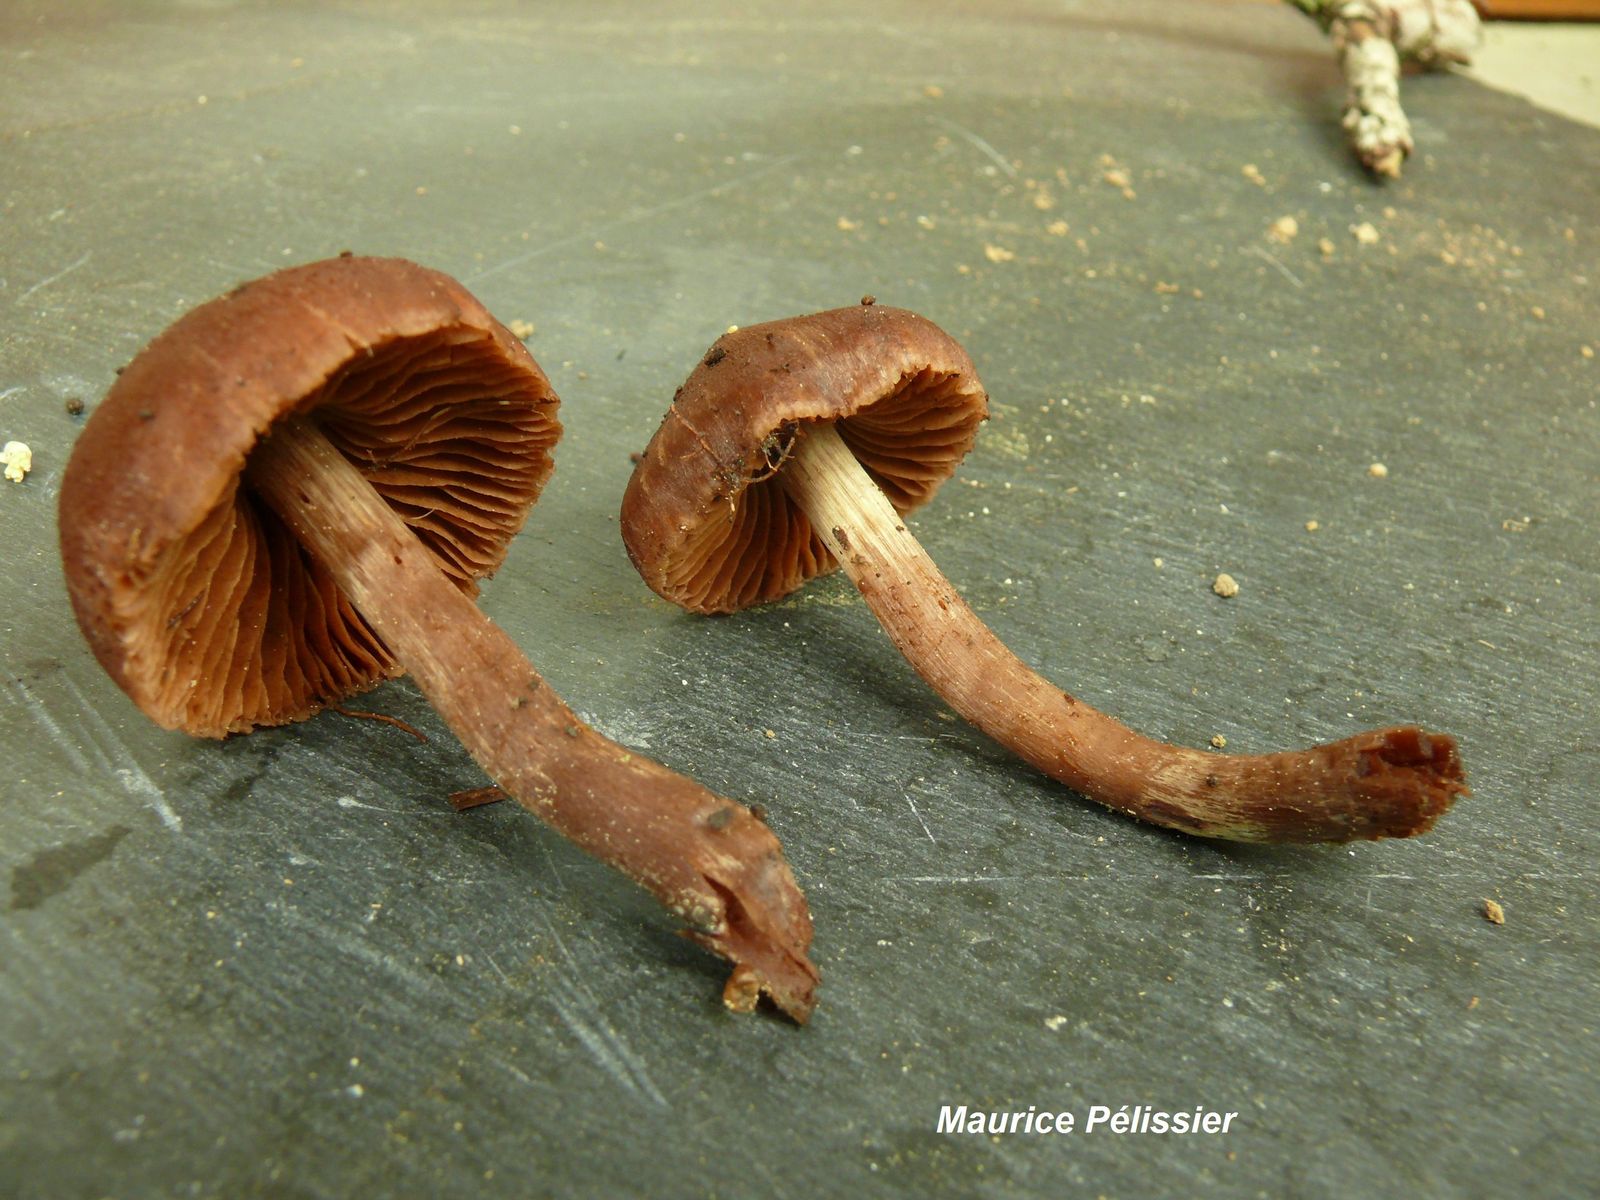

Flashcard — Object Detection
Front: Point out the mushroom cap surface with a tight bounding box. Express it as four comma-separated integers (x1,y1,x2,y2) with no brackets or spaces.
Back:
60,255,561,737
621,304,988,614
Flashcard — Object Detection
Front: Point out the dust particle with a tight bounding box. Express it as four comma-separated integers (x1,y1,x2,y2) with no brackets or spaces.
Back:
1044,1014,1068,1031
65,397,86,416
1482,898,1505,925
1368,462,1389,478
1046,220,1069,237
1304,519,1320,532
1210,734,1228,749
984,244,1016,264
1267,216,1299,244
1352,222,1380,246
1318,237,1336,258
508,319,535,339
1212,572,1239,598
1581,345,1595,359
923,84,944,99
837,216,861,232
1242,163,1266,187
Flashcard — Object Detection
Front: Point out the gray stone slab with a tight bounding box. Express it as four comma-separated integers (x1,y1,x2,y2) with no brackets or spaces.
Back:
2,2,1596,1197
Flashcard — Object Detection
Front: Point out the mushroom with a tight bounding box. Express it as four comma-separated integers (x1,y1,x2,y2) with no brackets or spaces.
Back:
620,304,1467,843
59,256,817,1019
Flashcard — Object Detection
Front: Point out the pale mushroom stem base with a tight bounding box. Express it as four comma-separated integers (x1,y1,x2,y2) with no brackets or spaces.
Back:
245,416,818,1019
780,421,1465,843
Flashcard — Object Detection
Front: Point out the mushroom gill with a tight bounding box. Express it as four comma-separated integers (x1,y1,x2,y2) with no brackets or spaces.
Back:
114,327,558,736
659,366,983,613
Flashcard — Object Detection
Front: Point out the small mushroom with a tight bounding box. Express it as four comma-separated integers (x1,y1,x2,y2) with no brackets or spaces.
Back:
59,257,817,1019
621,304,1467,843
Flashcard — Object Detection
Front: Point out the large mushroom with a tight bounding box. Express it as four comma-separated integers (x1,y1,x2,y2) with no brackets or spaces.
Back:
620,303,1467,843
59,256,817,1019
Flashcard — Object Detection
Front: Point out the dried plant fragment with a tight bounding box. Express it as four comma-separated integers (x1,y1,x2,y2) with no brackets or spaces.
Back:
1288,1,1481,177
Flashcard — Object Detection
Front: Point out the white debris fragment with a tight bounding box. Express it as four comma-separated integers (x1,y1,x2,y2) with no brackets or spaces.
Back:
2,441,32,483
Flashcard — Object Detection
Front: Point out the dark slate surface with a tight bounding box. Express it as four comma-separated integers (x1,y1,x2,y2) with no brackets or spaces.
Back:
3,2,1596,1197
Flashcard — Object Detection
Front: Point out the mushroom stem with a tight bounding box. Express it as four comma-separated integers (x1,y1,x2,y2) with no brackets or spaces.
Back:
245,416,818,1019
779,421,1466,844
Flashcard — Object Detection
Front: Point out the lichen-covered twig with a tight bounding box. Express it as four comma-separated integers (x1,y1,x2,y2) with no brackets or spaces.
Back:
1289,1,1481,177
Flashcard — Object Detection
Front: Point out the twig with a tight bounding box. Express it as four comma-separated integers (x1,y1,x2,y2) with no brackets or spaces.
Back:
448,785,510,811
332,704,430,743
1288,1,1481,178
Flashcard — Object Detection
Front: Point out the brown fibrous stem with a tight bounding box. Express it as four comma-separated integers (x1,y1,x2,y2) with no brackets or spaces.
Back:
245,415,818,1019
780,421,1466,844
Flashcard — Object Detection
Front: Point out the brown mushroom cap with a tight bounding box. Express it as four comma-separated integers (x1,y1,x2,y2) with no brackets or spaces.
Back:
621,304,988,614
60,255,560,737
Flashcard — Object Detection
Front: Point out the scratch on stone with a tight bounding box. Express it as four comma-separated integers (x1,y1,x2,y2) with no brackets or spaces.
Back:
335,794,412,816
932,118,1018,178
16,252,92,303
547,979,667,1108
7,678,92,774
905,795,936,845
539,841,566,889
536,909,666,1107
484,952,513,987
118,767,181,833
890,874,1032,884
468,155,800,285
59,673,182,832
501,1060,536,1088
288,910,458,1002
1247,245,1304,288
